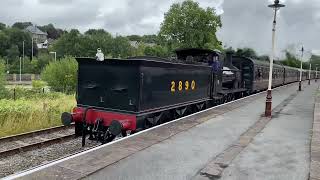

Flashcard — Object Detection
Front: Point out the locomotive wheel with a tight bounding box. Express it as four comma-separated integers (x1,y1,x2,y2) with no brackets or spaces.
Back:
101,131,116,144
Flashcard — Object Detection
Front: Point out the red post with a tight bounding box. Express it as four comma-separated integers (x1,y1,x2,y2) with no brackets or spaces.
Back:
265,90,272,117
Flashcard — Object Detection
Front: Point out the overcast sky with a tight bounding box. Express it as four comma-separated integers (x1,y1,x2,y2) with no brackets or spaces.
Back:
1,0,319,57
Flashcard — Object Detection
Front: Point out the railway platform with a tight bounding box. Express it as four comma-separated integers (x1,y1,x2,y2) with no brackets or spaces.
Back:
5,81,319,180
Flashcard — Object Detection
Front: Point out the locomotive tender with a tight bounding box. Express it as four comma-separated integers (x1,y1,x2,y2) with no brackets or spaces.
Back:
61,48,318,145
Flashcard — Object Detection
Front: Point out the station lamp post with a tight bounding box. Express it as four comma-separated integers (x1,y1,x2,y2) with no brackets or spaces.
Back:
299,46,304,91
308,58,311,85
265,0,285,117
316,65,318,82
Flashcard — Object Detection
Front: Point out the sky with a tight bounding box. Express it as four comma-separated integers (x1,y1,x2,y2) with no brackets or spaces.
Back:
0,0,319,58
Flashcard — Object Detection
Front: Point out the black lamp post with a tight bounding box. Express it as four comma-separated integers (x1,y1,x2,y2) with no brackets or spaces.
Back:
299,46,304,91
265,0,285,117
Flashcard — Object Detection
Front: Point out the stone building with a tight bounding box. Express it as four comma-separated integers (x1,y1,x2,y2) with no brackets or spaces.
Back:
25,25,48,49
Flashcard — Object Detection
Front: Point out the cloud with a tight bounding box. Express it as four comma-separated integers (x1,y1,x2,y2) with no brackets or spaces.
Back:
0,0,318,55
218,0,320,56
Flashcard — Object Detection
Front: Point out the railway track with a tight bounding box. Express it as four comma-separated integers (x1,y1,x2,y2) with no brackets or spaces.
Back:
0,124,76,158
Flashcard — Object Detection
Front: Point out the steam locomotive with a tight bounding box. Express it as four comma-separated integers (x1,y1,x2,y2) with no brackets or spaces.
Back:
61,48,317,146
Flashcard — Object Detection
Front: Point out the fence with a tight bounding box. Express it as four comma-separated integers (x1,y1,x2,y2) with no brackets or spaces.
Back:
6,74,41,82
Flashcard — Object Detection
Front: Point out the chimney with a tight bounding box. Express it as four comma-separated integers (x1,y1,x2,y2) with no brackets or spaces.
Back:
225,51,233,68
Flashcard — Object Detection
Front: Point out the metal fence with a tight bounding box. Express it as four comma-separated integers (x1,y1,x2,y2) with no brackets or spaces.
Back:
6,74,41,85
6,74,41,82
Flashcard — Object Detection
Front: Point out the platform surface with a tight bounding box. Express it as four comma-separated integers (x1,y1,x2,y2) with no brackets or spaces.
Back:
7,82,318,180
219,82,317,180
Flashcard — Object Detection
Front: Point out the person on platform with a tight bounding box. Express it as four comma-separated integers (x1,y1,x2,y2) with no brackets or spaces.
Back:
95,48,104,61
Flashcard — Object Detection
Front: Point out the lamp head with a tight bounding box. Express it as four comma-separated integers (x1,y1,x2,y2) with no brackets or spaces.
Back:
268,0,285,9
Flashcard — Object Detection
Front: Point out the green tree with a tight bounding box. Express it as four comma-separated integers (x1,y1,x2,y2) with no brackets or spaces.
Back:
310,54,320,69
0,31,9,57
31,53,52,74
6,45,19,64
258,55,270,61
0,22,6,31
51,29,85,57
52,29,114,58
38,24,64,39
127,35,142,42
111,36,134,58
4,28,34,58
142,35,158,44
0,58,5,86
144,45,169,58
281,51,301,68
83,29,113,56
235,48,258,59
12,22,32,29
41,56,78,93
0,58,8,99
159,0,222,50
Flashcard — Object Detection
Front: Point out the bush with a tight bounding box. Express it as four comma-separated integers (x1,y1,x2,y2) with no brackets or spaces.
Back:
41,56,77,94
32,80,47,90
0,58,9,99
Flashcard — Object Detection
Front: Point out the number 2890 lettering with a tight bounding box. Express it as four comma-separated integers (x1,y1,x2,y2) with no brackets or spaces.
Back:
171,80,196,92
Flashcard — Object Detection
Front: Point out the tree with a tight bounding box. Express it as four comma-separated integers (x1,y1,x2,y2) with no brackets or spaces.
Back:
6,45,19,63
0,31,9,57
111,36,134,58
281,51,301,68
12,22,32,29
127,35,142,42
144,45,169,58
258,55,270,61
310,54,320,69
38,24,64,39
142,35,158,44
51,29,114,58
0,22,6,31
0,58,8,99
51,29,85,57
159,0,222,51
41,56,78,93
4,28,34,58
235,48,257,59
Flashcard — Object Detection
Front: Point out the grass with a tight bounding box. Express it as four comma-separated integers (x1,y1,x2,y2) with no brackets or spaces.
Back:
0,90,76,138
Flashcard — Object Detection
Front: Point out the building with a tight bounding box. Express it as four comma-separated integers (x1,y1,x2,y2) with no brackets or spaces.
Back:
129,41,156,48
25,25,48,49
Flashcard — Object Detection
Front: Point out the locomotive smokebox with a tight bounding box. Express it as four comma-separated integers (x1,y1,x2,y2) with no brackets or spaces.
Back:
61,112,73,126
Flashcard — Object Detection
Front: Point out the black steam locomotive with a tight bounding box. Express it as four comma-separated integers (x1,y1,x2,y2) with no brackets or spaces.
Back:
61,48,317,145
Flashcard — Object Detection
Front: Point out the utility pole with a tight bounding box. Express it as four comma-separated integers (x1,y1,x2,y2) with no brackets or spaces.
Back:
31,38,33,60
22,40,25,71
19,57,22,82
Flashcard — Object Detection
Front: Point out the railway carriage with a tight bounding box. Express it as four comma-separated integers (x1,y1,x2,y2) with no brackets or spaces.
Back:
232,57,285,93
284,66,300,84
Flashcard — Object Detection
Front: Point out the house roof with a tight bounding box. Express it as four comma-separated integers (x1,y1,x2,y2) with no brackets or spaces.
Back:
25,25,47,35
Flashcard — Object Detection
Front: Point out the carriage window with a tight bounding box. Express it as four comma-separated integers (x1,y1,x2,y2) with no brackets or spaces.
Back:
257,68,262,78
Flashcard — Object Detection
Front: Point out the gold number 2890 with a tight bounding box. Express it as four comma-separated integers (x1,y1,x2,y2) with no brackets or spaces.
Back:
170,80,196,93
